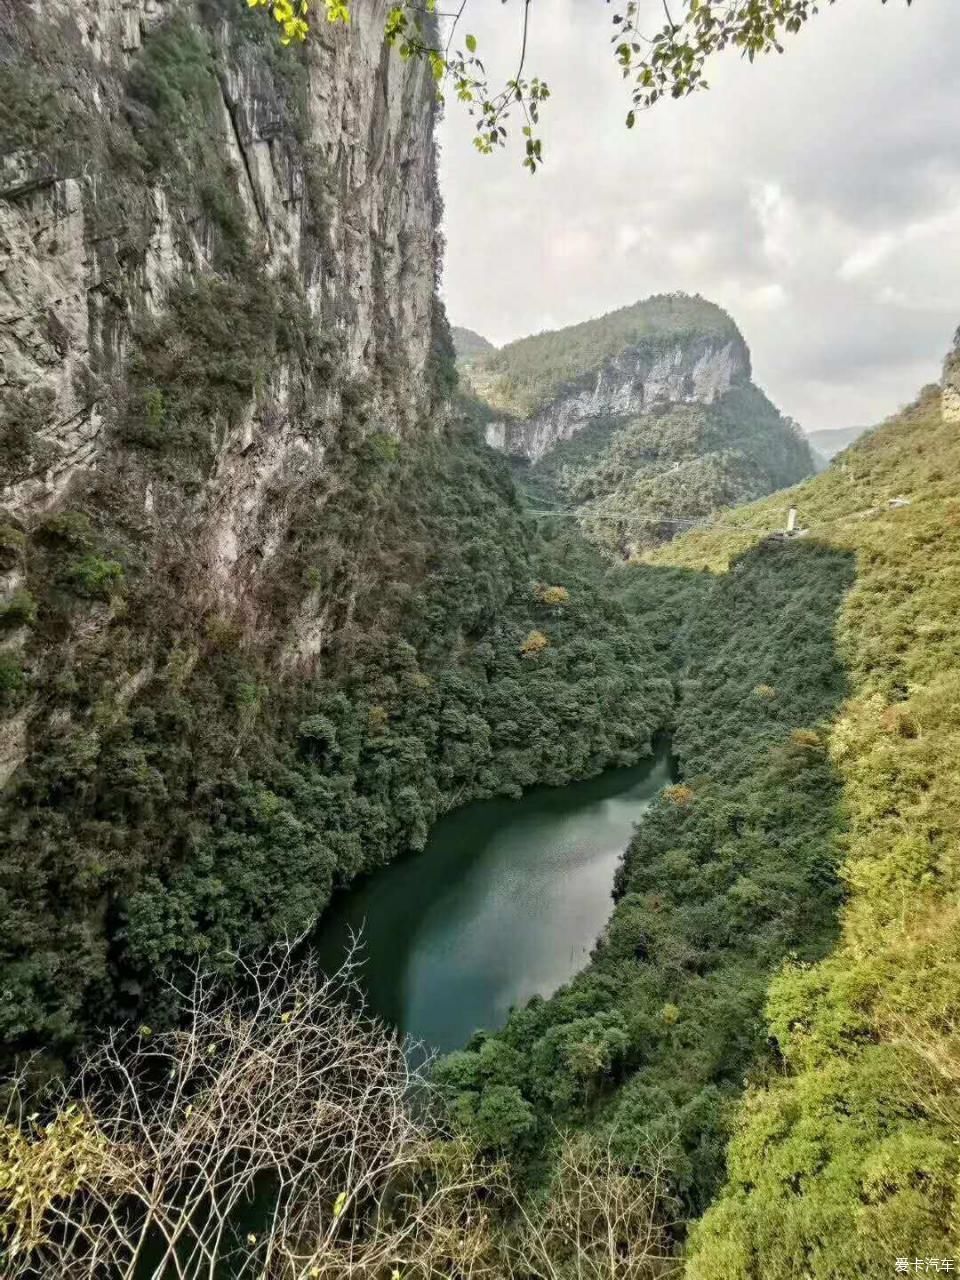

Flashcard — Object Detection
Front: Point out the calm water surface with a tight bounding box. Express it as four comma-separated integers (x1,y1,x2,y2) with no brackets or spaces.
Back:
314,742,672,1052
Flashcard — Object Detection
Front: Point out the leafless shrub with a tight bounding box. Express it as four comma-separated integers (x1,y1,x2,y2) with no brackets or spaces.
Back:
509,1131,680,1280
2,942,677,1280
4,941,508,1279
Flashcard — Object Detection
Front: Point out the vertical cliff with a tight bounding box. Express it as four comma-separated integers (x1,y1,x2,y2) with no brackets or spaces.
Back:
0,0,448,757
1,0,440,515
0,0,449,1044
943,325,960,425
0,0,672,1052
480,331,752,463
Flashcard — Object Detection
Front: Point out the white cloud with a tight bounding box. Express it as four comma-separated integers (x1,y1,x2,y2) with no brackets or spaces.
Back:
546,226,600,268
839,233,899,281
438,0,960,431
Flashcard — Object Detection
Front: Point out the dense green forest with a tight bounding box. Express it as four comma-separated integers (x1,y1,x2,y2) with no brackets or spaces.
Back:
435,530,853,1215
436,382,960,1270
525,384,813,553
5,289,959,1280
468,295,741,418
0,7,674,1056
0,368,674,1050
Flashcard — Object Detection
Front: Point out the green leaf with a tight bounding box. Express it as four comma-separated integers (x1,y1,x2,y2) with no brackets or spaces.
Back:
465,33,477,53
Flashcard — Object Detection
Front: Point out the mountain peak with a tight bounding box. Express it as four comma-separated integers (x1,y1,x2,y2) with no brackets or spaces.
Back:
451,325,497,363
468,293,749,421
461,294,812,553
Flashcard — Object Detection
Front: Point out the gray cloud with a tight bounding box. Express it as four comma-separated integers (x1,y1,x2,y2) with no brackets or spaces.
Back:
438,0,960,431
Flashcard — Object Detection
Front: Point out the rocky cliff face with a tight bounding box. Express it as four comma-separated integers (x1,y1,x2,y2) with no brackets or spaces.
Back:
482,331,751,462
943,326,960,425
461,299,811,554
1,0,440,514
0,0,444,768
0,0,450,1039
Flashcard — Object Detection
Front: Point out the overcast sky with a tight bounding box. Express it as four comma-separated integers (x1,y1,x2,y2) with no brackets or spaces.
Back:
437,0,959,433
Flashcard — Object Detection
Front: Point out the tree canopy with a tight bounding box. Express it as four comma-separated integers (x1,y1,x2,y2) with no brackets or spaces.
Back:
250,0,911,170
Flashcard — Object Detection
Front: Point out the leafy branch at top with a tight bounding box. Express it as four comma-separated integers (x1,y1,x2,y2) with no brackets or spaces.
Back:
612,0,910,127
246,0,347,46
249,0,912,161
248,0,549,171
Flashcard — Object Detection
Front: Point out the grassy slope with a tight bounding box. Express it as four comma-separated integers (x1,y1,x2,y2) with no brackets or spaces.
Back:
436,384,960,1272
653,386,960,1273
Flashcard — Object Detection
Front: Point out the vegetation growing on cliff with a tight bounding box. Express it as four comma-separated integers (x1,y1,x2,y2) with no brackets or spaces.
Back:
12,377,953,1274
0,2,951,1274
0,380,671,1050
437,382,960,1268
467,294,741,419
529,385,812,553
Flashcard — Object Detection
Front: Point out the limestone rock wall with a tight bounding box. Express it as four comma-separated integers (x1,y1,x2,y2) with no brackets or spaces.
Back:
943,326,960,425
482,334,750,462
0,0,443,783
0,0,440,511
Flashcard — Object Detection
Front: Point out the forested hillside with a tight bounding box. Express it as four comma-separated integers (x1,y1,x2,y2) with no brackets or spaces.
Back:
439,378,960,1271
0,1,671,1055
470,295,741,419
534,383,813,554
465,295,814,552
451,325,496,363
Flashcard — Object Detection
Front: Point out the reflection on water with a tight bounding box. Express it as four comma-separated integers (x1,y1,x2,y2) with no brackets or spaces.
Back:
314,743,672,1053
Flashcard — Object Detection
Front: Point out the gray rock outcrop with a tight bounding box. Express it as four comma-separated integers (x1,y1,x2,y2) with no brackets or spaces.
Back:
481,332,750,461
0,0,443,781
1,0,439,513
943,326,960,425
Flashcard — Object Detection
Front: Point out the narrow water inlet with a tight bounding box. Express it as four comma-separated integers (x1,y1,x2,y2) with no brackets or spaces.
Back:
313,740,674,1053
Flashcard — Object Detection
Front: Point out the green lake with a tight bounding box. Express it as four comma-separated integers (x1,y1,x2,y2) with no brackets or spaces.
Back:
314,742,673,1053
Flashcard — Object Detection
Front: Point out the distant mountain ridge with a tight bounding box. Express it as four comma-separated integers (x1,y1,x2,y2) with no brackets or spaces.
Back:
807,424,872,460
461,293,814,553
451,326,496,363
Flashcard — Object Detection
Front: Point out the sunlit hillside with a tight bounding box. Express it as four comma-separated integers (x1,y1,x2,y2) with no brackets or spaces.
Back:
441,381,960,1273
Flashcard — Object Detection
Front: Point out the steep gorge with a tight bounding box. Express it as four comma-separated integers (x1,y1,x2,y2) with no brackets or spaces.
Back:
441,361,960,1272
2,5,960,1276
0,0,670,1053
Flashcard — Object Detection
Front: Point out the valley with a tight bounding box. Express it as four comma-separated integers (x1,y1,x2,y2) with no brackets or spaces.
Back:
0,2,958,1277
